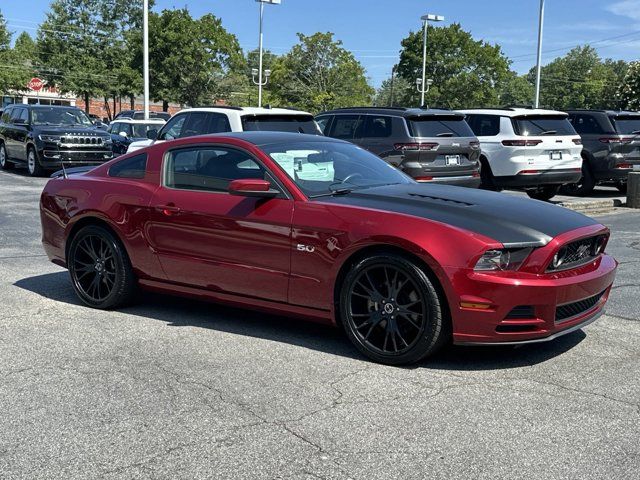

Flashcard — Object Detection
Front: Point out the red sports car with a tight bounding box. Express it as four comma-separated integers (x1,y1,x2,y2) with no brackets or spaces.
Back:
40,132,617,365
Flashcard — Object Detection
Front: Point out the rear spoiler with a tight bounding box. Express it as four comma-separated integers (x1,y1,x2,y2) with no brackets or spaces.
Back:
50,165,97,179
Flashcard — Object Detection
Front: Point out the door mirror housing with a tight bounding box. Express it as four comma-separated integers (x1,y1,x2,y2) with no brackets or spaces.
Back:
228,179,279,198
147,129,158,140
119,131,128,138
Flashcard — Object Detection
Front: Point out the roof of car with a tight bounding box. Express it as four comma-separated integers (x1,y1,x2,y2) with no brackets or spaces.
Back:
174,106,313,116
199,131,346,147
317,107,459,117
564,109,640,116
112,118,166,124
459,107,569,117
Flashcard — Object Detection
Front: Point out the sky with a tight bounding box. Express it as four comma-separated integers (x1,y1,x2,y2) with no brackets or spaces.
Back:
1,0,640,87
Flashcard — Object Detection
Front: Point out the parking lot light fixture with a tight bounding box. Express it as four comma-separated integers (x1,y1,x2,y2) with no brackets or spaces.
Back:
254,0,281,108
419,13,444,107
534,0,545,108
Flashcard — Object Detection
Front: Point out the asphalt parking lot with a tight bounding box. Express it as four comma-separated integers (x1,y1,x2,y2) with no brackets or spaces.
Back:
1,169,639,480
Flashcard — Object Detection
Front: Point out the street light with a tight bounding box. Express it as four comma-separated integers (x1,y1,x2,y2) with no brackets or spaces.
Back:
534,0,545,108
143,0,149,120
419,13,444,107
255,0,281,108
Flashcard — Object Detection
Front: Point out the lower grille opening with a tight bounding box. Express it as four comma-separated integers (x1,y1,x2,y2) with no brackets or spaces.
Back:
555,290,606,323
505,305,535,319
496,324,538,333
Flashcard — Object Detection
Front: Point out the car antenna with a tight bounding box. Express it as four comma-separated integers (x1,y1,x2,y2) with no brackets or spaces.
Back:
60,161,68,179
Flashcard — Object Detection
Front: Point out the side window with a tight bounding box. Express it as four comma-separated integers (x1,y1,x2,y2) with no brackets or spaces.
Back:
159,114,187,140
2,108,13,123
573,114,603,135
19,108,29,123
206,113,232,134
10,108,22,122
108,153,148,179
363,115,392,138
165,147,269,193
329,115,363,140
476,115,499,136
181,112,210,138
315,115,332,135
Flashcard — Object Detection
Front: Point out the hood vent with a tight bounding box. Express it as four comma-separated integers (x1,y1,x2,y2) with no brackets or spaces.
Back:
408,192,474,207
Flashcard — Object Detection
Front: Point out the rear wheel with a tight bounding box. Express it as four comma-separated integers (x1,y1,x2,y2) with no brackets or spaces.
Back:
526,185,560,202
68,225,137,309
339,254,448,365
0,142,12,170
27,147,45,177
615,181,627,194
561,163,595,196
479,158,501,191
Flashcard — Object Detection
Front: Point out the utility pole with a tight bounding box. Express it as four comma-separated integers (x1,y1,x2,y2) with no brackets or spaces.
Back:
419,14,444,107
143,0,150,120
389,65,397,107
534,0,545,108
254,0,281,107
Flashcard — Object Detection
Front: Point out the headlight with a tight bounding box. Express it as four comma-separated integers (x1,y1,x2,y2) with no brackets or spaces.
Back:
474,248,532,271
39,134,61,143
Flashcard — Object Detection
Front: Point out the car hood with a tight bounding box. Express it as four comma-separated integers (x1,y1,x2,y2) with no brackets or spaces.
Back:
37,126,108,136
317,183,598,247
126,139,156,152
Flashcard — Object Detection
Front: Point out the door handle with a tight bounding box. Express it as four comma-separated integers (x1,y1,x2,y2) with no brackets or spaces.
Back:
155,204,181,216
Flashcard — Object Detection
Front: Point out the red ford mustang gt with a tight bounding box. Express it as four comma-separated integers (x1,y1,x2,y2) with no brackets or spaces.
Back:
40,132,617,364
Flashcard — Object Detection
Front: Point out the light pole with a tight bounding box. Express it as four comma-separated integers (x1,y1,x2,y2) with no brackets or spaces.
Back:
389,65,397,107
419,13,444,107
143,0,149,120
534,0,545,108
255,0,281,107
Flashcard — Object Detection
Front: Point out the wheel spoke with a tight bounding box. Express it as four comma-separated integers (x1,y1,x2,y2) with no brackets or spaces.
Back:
398,313,421,330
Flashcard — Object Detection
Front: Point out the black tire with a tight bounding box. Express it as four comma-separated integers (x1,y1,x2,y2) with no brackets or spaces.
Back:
479,157,501,191
560,163,595,196
615,181,627,194
26,146,45,177
0,142,13,170
67,225,137,309
339,254,448,365
526,185,561,202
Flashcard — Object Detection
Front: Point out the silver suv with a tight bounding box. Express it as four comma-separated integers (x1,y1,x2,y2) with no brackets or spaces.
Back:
315,107,481,187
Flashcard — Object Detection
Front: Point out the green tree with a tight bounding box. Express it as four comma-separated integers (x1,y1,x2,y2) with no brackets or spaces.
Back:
131,8,244,109
499,72,535,107
396,23,512,108
529,46,627,109
0,11,31,92
269,32,374,112
618,61,640,110
13,32,37,63
374,74,413,107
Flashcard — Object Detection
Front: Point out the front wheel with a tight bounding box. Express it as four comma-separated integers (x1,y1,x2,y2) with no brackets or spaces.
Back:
561,164,595,196
68,225,137,309
526,185,561,202
27,147,45,177
615,181,627,194
0,142,13,170
339,254,448,365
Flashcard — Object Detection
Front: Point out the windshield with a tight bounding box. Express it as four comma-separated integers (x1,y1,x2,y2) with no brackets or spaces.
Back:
242,115,322,135
610,116,640,135
31,107,93,126
512,115,576,136
408,116,475,138
131,123,163,138
263,141,414,197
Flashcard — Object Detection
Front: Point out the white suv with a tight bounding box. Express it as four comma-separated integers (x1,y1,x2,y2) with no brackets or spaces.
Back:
460,108,583,201
127,106,322,153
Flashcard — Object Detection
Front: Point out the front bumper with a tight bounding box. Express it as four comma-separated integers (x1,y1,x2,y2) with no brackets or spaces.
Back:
41,149,114,167
496,169,582,188
446,253,617,345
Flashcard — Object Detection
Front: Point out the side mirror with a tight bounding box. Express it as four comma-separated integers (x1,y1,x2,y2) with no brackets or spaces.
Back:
228,179,279,198
147,129,158,140
119,131,128,138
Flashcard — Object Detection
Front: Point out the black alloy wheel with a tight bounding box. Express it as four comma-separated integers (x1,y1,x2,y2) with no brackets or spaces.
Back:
526,185,560,202
615,181,627,194
561,163,595,196
68,225,136,309
340,254,447,365
0,142,13,170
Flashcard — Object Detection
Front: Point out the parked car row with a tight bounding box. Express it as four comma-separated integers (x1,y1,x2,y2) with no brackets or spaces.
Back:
1,103,638,201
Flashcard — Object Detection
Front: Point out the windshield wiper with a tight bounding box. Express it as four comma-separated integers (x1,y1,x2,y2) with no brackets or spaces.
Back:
539,130,557,135
309,187,354,198
436,132,455,137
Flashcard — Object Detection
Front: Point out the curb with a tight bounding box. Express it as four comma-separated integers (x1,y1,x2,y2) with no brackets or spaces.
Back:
556,199,626,215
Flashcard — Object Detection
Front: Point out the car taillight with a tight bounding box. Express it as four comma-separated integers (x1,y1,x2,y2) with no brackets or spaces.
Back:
414,176,434,181
572,139,582,145
599,137,632,144
501,139,543,147
394,143,439,151
615,163,633,169
518,170,540,175
472,171,480,177
469,141,480,149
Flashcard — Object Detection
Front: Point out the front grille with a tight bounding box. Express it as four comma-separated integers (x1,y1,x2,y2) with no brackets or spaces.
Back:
547,235,607,272
555,290,606,323
60,136,104,146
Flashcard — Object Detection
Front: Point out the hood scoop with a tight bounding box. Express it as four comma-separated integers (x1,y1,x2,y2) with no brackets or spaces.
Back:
408,192,474,207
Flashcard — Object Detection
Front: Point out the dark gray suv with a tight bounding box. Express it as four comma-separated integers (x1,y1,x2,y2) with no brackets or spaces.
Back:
316,107,481,187
565,109,640,194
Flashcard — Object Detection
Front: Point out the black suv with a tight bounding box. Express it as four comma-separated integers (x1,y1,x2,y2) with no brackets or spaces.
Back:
565,109,640,194
315,107,481,187
0,105,113,177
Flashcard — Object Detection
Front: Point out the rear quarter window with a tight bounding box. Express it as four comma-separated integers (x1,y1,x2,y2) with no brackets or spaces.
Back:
407,116,475,138
108,153,148,179
241,114,321,135
610,116,640,135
